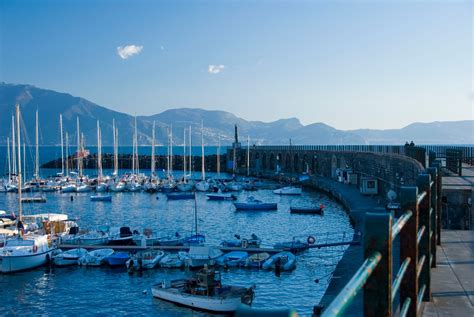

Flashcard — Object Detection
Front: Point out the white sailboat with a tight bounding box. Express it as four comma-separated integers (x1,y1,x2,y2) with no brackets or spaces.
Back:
95,121,107,192
195,122,209,192
177,128,194,192
0,105,55,273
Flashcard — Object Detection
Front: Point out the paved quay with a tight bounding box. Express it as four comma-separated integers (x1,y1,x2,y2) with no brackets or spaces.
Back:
422,230,474,317
311,176,383,316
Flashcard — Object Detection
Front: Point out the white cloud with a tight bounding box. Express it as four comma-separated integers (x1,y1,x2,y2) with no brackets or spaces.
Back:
117,45,143,59
208,64,225,74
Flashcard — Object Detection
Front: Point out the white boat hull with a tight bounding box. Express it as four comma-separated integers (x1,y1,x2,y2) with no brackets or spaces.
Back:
0,250,53,273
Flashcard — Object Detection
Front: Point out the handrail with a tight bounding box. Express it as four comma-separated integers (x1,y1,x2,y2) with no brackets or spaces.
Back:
392,257,411,300
417,255,426,279
417,191,427,205
417,226,426,245
417,284,427,313
399,297,412,317
321,251,382,317
392,210,413,241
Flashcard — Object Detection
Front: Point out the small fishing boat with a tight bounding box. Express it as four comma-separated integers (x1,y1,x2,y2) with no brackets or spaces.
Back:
206,191,237,201
127,250,165,270
61,230,109,246
273,186,302,195
53,248,88,266
167,192,194,200
108,226,135,245
132,229,161,246
90,195,112,202
78,248,114,266
183,245,223,268
290,205,324,215
274,240,309,253
234,197,277,211
159,253,186,268
221,234,261,248
262,251,296,271
244,252,270,268
106,252,130,267
216,251,248,267
183,233,205,246
151,267,255,313
156,234,184,246
20,195,47,203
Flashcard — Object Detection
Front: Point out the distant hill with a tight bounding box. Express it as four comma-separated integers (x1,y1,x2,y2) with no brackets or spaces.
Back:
0,83,472,146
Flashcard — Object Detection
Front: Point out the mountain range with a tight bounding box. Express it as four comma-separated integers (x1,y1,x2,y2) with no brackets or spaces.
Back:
0,82,472,146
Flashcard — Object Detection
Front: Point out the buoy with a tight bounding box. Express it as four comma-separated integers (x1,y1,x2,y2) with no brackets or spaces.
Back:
142,290,147,295
307,235,316,245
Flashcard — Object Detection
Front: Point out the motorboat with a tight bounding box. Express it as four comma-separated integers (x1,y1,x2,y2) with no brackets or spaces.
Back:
183,234,205,246
126,250,165,270
106,252,130,266
167,192,194,200
221,234,261,249
53,248,88,266
61,227,109,246
108,227,135,245
206,191,237,201
132,229,161,246
151,267,255,313
183,245,223,269
273,186,302,195
0,234,55,273
290,205,324,215
159,253,186,268
274,240,309,253
90,195,112,202
78,248,114,266
20,195,47,203
244,252,270,268
262,251,296,271
156,234,184,246
216,251,248,267
234,197,277,211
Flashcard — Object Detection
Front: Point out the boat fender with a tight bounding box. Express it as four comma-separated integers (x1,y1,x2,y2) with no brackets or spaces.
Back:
241,287,255,305
33,245,38,253
307,236,316,245
242,239,249,248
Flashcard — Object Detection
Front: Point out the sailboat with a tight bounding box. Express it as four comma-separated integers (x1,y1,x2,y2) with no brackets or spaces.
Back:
109,120,125,192
127,116,142,192
144,121,159,193
0,105,56,273
183,193,205,245
160,125,176,193
195,122,209,192
95,121,108,192
177,127,194,192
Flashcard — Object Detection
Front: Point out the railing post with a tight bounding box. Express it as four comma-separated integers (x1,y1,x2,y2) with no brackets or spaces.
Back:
427,167,438,267
417,173,432,302
364,211,392,317
432,161,442,245
399,186,419,317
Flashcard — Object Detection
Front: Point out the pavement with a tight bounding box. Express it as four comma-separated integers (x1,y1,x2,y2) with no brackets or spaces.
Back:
422,230,474,317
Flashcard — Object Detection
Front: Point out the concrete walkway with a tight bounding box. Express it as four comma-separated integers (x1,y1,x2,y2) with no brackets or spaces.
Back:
422,230,474,316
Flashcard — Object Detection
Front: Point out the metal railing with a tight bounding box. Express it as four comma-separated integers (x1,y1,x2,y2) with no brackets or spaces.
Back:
318,161,441,317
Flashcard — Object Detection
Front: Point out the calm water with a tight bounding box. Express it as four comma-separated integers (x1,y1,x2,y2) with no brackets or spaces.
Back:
1,186,353,316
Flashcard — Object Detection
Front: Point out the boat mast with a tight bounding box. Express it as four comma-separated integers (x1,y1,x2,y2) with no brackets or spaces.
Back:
7,137,11,181
217,135,221,177
188,126,192,178
11,115,17,176
65,132,69,177
35,110,39,179
194,192,198,235
132,120,136,176
169,125,173,178
97,120,102,181
166,127,170,179
23,143,26,184
60,114,64,176
183,128,186,181
247,136,250,176
151,121,155,177
112,119,117,176
201,121,205,180
16,105,22,222
76,117,82,177
135,116,139,175
80,133,85,178
114,127,119,176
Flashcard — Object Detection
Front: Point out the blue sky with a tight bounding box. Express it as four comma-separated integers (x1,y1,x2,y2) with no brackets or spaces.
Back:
0,0,472,130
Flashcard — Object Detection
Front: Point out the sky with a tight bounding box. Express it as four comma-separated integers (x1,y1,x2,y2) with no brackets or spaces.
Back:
0,0,472,130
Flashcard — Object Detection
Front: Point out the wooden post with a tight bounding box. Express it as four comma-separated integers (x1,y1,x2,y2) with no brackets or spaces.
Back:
399,186,419,317
427,167,438,267
364,211,392,317
417,173,432,302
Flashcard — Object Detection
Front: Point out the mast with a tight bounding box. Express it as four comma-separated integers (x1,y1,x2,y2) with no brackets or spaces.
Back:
35,110,39,179
112,119,117,176
201,121,205,180
60,114,64,176
169,125,173,177
97,120,102,181
65,132,69,177
151,121,155,177
183,128,186,180
114,127,119,176
23,143,26,184
194,192,198,235
166,127,170,179
188,126,192,178
11,115,16,176
132,122,135,175
16,105,22,221
76,117,82,177
217,135,221,176
80,133,84,178
247,136,250,176
7,137,11,181
135,116,139,175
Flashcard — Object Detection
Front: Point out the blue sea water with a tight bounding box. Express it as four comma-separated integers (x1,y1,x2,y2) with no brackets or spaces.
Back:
0,187,353,316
